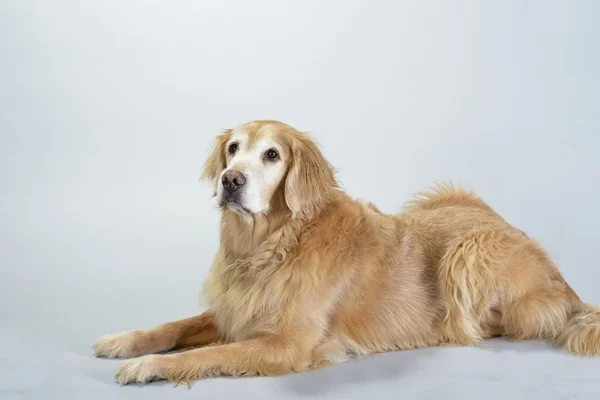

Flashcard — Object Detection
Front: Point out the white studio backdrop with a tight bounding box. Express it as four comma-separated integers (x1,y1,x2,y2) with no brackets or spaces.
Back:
0,3,599,398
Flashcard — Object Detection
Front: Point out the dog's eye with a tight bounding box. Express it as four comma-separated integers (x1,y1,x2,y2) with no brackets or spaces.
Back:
228,143,238,155
266,149,278,161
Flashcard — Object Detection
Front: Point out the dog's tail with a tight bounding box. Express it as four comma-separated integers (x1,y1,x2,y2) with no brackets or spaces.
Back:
555,302,600,356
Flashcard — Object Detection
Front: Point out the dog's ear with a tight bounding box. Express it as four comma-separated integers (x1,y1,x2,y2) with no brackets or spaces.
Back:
285,133,337,219
201,129,232,195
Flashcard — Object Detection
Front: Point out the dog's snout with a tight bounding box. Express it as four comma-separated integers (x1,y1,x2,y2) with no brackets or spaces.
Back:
221,170,246,192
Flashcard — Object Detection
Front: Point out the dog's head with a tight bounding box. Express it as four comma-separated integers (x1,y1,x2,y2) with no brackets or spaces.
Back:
201,120,337,219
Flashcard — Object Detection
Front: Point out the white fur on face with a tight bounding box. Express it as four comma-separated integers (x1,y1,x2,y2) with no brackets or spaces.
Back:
216,130,287,216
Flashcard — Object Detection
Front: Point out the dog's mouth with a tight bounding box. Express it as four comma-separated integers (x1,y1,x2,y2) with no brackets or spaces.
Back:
220,198,252,215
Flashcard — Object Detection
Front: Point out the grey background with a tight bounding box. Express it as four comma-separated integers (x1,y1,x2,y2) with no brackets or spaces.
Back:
1,1,599,399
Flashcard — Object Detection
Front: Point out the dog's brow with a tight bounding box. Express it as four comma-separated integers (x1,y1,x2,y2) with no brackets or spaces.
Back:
247,129,261,148
255,137,280,150
228,131,248,146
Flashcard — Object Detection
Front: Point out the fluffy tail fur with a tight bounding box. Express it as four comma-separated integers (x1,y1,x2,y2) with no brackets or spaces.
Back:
556,302,600,356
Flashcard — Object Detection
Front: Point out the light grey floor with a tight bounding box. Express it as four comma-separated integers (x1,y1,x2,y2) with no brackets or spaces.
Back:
2,180,600,400
3,309,600,400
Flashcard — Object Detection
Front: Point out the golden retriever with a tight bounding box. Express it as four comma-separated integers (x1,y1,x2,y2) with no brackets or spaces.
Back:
93,120,600,386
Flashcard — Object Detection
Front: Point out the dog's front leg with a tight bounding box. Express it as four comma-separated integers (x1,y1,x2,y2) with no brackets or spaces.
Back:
115,335,310,385
93,311,218,359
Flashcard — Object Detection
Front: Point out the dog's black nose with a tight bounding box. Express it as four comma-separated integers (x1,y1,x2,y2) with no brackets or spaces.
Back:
221,170,246,192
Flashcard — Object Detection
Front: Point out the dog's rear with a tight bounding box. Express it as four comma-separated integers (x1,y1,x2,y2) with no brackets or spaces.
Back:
403,184,600,356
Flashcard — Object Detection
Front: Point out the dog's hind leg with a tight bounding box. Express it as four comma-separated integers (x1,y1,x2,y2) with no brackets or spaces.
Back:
440,227,584,350
438,229,510,345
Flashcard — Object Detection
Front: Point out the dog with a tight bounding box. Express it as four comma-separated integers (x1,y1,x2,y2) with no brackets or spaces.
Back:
93,120,600,386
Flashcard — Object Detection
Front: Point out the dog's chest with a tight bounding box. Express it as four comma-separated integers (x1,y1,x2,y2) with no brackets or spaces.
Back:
204,263,291,342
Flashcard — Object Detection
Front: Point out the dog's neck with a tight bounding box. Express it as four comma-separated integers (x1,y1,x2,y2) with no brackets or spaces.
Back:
217,189,340,261
219,207,291,259
218,184,294,259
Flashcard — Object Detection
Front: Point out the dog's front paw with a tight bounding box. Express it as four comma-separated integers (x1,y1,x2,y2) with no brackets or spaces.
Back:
115,355,167,385
93,330,149,359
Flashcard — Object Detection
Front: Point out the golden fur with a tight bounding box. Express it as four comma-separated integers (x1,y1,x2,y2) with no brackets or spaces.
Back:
93,120,600,386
